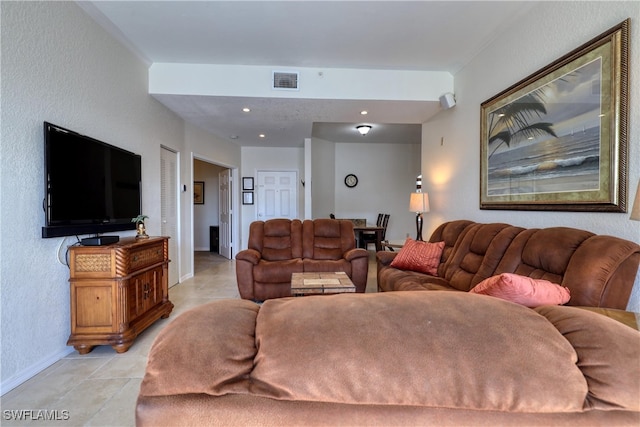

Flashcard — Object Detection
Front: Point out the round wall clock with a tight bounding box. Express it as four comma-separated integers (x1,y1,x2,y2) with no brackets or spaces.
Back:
344,174,358,188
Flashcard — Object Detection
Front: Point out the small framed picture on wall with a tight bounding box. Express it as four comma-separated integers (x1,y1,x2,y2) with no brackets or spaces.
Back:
194,181,205,205
242,191,254,205
242,177,254,191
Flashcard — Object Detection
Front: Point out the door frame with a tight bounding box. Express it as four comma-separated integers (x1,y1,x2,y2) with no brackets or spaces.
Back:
160,145,181,287
190,153,239,272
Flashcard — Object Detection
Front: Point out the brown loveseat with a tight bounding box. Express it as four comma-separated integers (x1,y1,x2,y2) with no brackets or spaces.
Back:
235,218,369,300
377,220,640,309
137,291,640,426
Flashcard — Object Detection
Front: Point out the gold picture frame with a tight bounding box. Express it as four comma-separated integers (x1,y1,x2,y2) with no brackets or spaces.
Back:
480,19,629,212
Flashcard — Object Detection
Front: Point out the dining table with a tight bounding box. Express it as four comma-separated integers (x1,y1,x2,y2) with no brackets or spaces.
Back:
353,226,385,252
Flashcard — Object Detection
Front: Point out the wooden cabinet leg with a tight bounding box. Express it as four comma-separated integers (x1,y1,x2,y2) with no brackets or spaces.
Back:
112,342,133,353
74,345,95,355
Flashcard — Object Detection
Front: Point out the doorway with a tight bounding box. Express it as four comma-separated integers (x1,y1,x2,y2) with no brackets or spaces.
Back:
193,157,235,261
256,170,298,220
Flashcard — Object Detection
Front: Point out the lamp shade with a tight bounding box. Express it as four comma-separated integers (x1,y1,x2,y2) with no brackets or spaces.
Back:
409,192,430,213
631,179,640,221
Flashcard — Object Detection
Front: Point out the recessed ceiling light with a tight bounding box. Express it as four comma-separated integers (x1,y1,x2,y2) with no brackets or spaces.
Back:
242,107,251,112
259,134,266,138
360,110,368,115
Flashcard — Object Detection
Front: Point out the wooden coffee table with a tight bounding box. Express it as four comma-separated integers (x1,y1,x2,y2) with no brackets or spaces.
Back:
291,272,356,296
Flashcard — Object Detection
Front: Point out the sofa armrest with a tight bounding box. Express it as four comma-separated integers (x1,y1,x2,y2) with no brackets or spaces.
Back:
376,251,397,267
344,248,368,261
235,248,262,265
235,249,264,300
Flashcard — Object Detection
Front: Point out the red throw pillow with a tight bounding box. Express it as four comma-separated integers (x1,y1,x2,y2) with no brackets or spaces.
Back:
390,239,445,276
470,273,570,308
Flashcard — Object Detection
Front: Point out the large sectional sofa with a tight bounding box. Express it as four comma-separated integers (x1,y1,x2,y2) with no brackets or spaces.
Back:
136,219,640,426
377,220,640,309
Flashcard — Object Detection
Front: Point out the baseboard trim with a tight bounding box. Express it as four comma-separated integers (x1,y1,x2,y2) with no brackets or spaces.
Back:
1,347,74,396
179,272,194,283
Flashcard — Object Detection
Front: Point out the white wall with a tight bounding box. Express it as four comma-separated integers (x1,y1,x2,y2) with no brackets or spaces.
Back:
0,2,242,394
334,142,421,242
239,146,305,250
421,1,640,310
150,63,452,101
310,138,336,219
0,2,185,392
237,141,420,248
182,123,241,278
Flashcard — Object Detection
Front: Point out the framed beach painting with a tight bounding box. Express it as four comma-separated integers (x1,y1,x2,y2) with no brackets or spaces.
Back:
480,19,629,212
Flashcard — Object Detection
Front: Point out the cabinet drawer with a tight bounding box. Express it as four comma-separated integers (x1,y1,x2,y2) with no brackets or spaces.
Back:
72,253,113,279
129,242,164,271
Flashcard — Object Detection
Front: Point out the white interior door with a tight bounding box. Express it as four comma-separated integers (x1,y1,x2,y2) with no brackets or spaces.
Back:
218,169,232,259
160,146,179,286
256,170,297,220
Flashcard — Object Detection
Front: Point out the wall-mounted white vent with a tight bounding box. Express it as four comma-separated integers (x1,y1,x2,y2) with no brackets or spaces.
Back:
272,71,299,90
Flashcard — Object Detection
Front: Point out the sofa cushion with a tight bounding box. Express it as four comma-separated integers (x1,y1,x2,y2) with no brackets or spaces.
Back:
252,219,303,261
389,239,444,276
443,223,524,291
470,273,570,307
139,299,259,397
250,292,587,412
302,219,356,260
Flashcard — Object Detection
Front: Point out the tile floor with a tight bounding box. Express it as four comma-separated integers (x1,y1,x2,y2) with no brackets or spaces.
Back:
1,251,379,426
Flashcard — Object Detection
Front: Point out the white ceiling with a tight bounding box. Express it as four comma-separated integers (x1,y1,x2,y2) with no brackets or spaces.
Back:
79,1,537,147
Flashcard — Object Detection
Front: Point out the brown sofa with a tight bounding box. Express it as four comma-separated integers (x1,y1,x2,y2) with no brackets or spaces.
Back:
137,291,640,426
377,220,640,309
235,218,369,300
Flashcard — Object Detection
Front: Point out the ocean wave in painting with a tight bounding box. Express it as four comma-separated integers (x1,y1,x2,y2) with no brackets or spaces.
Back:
487,127,600,196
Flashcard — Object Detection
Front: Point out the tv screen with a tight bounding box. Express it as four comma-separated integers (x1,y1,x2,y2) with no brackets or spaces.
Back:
42,122,141,239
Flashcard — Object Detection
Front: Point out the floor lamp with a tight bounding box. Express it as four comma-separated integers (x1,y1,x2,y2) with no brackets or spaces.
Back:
409,192,430,241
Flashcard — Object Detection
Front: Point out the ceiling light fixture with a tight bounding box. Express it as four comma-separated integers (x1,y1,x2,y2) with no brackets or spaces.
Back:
259,134,266,138
356,125,372,136
360,110,368,115
242,107,251,112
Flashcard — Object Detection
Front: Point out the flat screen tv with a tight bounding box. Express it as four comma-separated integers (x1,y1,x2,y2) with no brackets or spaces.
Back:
42,122,142,243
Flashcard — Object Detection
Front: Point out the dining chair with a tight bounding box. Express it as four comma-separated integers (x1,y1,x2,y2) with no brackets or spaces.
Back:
362,214,390,251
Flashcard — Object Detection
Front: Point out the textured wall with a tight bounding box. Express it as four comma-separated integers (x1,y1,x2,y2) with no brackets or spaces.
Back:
421,1,640,310
334,142,422,242
0,2,185,392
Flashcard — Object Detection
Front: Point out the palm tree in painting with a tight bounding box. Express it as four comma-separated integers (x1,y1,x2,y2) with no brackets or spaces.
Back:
487,92,557,158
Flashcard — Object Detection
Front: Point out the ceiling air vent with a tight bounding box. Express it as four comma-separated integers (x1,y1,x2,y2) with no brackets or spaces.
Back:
272,71,299,91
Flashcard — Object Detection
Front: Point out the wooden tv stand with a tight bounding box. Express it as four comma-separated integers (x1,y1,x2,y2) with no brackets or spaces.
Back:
67,236,174,354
